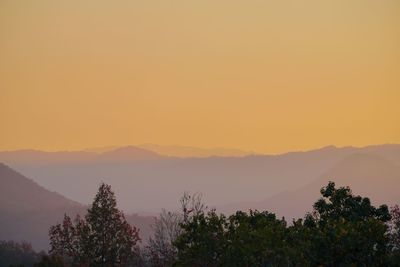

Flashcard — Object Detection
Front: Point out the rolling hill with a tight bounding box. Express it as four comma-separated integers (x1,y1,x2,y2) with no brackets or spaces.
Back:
0,163,154,251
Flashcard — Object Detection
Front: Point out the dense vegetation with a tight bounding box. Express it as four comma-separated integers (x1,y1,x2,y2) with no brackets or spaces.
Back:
0,241,43,267
171,182,400,267
1,182,399,267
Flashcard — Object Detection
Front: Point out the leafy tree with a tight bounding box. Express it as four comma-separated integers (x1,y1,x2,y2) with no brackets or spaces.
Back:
86,183,140,266
174,210,226,267
49,214,78,264
285,218,314,266
297,181,391,266
388,205,400,265
223,210,288,267
174,210,289,267
389,205,400,249
49,183,140,267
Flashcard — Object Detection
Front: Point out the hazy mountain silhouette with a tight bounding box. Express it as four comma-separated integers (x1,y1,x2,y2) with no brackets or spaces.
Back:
0,163,154,251
84,144,253,157
0,145,248,165
138,144,253,158
0,146,164,165
95,146,164,162
223,153,400,219
84,146,119,153
0,149,96,165
1,144,399,214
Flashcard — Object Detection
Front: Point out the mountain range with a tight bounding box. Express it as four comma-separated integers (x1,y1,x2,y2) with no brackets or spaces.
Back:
1,144,399,213
1,144,399,251
85,144,253,158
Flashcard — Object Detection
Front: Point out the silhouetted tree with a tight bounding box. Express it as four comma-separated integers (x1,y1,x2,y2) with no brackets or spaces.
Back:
223,210,288,267
49,183,140,267
49,214,78,264
297,181,391,266
174,209,226,267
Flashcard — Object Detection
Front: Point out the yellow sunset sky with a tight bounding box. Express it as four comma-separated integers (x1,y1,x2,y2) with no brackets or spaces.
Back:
0,0,399,154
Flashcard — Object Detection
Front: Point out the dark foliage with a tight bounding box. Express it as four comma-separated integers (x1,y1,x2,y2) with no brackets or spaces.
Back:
33,255,65,267
293,182,391,266
0,241,42,267
388,205,400,266
5,181,397,267
49,183,140,267
4,182,400,267
173,182,397,267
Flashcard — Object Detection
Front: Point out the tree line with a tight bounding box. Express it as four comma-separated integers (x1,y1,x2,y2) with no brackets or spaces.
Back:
2,181,400,267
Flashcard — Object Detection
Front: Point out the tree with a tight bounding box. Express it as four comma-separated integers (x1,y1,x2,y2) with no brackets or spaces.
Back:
389,205,400,249
172,182,397,267
49,214,78,264
180,192,206,223
223,210,288,267
174,209,226,267
297,181,391,266
49,183,140,267
388,205,400,265
145,192,206,267
146,210,182,267
174,210,289,267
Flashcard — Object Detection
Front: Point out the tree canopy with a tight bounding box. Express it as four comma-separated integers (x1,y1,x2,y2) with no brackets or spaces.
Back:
4,181,399,267
34,182,400,266
171,182,396,267
49,183,140,267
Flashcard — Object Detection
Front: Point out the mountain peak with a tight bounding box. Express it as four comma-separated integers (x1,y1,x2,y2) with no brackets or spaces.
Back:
96,146,163,161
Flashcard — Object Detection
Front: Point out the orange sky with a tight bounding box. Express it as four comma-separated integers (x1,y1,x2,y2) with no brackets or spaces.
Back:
1,0,399,154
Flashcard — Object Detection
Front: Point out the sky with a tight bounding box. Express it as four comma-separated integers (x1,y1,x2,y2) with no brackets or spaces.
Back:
0,0,399,154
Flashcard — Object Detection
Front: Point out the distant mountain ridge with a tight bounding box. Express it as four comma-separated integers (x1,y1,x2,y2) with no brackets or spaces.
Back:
1,144,399,251
0,144,253,165
95,146,164,162
2,144,399,165
0,146,165,165
221,152,400,218
137,144,253,158
2,144,399,214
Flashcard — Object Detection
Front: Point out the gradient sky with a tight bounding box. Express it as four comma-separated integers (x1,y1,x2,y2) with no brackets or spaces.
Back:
1,0,399,153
